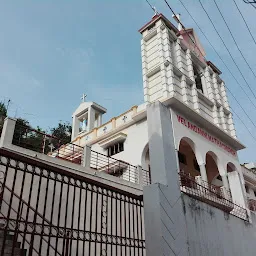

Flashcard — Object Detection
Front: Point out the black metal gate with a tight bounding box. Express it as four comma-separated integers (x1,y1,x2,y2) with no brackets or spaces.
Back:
0,149,145,256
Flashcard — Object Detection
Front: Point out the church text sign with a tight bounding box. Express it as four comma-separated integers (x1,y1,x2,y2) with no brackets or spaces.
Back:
177,115,236,156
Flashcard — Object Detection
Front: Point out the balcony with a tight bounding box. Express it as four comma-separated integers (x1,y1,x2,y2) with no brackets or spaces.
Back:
1,117,151,187
179,171,248,221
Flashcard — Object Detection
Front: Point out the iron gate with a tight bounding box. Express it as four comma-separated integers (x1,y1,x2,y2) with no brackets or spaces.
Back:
0,149,145,256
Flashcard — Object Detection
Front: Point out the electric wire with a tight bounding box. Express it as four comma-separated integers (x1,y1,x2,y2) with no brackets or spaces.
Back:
162,0,256,130
177,0,256,111
232,0,256,47
198,0,256,102
149,0,256,142
213,0,256,90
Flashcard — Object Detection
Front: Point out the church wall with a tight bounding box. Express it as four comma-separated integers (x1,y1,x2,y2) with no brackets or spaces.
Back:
90,118,148,168
183,194,256,256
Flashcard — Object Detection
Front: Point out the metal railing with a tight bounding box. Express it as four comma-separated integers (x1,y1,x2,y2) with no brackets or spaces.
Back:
90,150,139,183
90,149,151,185
12,123,84,165
0,184,63,256
179,171,248,221
12,123,61,154
51,143,83,165
0,150,146,256
11,123,151,186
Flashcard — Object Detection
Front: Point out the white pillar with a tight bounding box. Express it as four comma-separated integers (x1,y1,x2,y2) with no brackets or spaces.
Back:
137,165,143,187
0,117,16,148
98,114,102,127
221,174,229,190
199,163,208,183
82,146,91,168
72,116,80,141
228,171,247,208
144,101,189,256
88,107,95,131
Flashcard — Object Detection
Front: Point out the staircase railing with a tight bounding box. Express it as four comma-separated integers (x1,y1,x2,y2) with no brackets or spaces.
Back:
0,183,64,256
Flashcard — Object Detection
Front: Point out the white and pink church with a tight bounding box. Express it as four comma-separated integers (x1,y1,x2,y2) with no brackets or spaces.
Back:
59,14,255,213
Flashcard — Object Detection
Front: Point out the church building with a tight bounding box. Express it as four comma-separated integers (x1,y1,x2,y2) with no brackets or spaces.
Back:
60,13,248,211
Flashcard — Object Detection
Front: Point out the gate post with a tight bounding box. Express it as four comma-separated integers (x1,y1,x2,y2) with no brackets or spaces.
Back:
143,101,189,256
82,145,91,168
0,117,16,148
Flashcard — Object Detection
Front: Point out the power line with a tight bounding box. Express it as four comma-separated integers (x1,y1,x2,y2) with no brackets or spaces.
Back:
161,0,256,130
176,0,256,112
151,0,256,142
145,0,156,12
198,0,256,103
213,0,256,90
243,0,256,4
233,0,256,47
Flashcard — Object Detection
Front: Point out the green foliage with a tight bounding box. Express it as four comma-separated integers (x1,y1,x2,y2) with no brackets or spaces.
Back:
50,121,72,147
0,102,7,118
0,101,72,153
0,102,7,135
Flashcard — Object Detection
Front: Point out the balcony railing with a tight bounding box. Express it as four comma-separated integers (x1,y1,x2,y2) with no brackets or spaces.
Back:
90,149,151,185
179,171,248,221
12,123,84,164
9,121,151,186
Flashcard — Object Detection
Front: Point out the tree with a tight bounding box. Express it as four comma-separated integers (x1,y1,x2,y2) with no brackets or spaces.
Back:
50,121,72,148
0,102,7,118
0,102,7,135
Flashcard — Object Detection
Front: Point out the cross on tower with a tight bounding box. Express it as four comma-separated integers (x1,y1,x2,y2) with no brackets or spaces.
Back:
152,6,158,16
81,93,87,102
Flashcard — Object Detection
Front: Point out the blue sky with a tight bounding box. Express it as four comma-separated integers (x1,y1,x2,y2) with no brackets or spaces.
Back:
1,0,256,163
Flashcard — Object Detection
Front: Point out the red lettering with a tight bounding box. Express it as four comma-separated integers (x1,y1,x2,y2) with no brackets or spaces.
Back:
177,115,235,156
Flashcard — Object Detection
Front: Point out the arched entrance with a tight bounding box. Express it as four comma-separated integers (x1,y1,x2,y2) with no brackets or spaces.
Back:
227,162,236,173
205,151,222,187
141,144,151,184
178,138,200,178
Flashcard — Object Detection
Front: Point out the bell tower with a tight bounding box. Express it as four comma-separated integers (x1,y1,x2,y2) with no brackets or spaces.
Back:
139,14,236,138
71,94,107,141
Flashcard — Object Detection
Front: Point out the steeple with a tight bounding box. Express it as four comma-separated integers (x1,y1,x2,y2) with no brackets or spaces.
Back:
71,96,107,141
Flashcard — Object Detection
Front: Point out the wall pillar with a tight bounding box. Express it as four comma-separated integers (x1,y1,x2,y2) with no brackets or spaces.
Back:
143,101,189,256
137,165,143,187
72,116,80,141
199,163,208,183
82,146,91,168
88,107,95,131
97,114,102,127
228,171,247,208
0,117,16,148
221,174,229,191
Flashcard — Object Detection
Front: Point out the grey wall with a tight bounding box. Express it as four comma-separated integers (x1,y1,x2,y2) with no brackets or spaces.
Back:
183,194,256,256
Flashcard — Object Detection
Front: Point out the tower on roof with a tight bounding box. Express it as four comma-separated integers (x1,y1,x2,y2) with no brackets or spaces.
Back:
139,14,236,138
71,96,107,141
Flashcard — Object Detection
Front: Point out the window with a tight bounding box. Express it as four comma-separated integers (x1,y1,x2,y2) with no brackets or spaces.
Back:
193,64,203,93
245,185,249,193
193,159,200,172
107,142,124,157
254,190,256,197
178,152,187,165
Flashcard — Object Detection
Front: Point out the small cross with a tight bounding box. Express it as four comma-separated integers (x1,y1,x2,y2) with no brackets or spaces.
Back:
122,115,127,123
103,126,107,133
81,93,87,102
48,143,55,153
